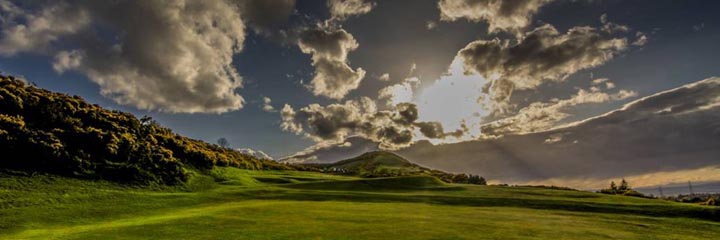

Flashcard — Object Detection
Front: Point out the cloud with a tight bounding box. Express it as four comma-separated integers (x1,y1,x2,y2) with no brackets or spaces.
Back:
0,0,90,55
52,49,83,73
426,21,438,30
600,14,629,34
481,81,638,137
280,97,456,149
298,27,366,99
378,77,419,106
280,136,379,163
261,97,276,112
0,0,248,113
280,98,412,149
238,0,296,34
328,0,376,21
632,32,648,46
438,0,552,33
378,73,390,81
522,165,720,190
459,24,629,113
693,23,705,32
281,77,720,188
411,58,488,141
395,77,720,186
237,148,273,160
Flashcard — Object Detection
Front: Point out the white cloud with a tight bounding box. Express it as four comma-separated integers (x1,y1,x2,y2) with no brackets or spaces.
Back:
394,77,720,186
378,77,419,106
261,97,276,112
0,0,90,55
237,148,273,160
328,0,376,20
280,96,459,150
378,73,390,81
0,0,248,113
438,0,552,33
459,24,629,113
482,81,637,137
414,58,487,140
52,49,83,73
298,27,366,100
632,32,648,46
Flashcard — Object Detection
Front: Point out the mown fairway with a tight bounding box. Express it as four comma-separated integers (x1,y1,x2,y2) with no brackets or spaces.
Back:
1,168,718,240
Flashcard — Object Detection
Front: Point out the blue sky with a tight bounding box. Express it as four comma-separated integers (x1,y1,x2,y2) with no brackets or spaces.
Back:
0,0,718,160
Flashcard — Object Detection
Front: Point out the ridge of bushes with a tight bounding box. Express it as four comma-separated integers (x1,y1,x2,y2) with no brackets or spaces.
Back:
0,75,292,185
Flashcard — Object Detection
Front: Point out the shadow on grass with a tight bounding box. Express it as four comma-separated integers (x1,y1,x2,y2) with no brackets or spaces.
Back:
234,188,720,222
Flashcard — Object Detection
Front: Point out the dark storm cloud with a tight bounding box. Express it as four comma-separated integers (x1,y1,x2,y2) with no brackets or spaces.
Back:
417,122,445,138
0,0,247,113
297,27,366,99
438,0,553,33
282,78,720,187
238,0,296,34
458,24,629,113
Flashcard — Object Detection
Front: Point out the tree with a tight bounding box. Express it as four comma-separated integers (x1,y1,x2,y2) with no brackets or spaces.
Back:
478,176,487,185
610,181,618,191
452,173,469,183
467,174,487,185
619,179,629,191
217,137,229,148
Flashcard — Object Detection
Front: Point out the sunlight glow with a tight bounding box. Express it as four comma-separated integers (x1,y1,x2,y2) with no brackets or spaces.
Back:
414,57,488,141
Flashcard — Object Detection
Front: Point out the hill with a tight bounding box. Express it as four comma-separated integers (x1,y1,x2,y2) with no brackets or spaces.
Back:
326,151,422,173
304,151,486,184
0,75,292,185
1,169,718,239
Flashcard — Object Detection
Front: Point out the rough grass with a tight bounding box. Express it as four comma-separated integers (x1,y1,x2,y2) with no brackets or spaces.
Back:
284,175,449,191
1,168,718,240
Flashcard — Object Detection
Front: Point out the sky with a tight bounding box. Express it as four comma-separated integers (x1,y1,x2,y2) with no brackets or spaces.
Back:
0,0,719,189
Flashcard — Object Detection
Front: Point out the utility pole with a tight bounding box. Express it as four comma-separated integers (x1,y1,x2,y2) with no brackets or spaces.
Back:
658,186,664,198
688,181,694,195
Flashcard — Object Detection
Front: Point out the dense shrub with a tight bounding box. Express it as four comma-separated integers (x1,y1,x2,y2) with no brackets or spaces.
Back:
0,76,291,185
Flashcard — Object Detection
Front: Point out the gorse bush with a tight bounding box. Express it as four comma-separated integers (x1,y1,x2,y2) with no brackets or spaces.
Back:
0,76,291,185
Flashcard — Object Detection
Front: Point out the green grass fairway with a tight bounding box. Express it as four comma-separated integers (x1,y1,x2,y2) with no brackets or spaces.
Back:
1,169,718,240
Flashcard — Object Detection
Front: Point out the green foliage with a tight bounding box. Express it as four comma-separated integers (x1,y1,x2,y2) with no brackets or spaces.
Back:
599,178,648,198
468,174,487,185
0,76,291,185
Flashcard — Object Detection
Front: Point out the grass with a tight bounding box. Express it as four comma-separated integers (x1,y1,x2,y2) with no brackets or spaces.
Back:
1,168,718,239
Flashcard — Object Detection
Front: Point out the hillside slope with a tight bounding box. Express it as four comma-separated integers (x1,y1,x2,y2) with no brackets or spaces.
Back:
327,151,422,173
1,170,718,239
306,151,486,184
0,75,291,185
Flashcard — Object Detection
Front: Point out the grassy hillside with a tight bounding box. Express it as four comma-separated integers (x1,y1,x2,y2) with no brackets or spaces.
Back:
2,75,718,239
1,170,718,239
325,151,424,173
307,151,486,184
0,76,292,185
